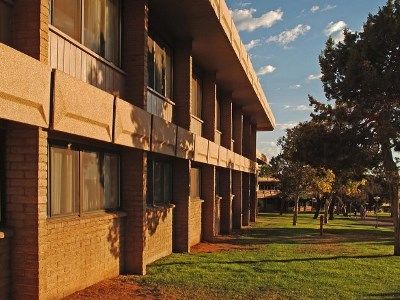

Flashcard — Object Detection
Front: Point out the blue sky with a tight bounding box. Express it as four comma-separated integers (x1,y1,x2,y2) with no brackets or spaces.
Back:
226,0,387,158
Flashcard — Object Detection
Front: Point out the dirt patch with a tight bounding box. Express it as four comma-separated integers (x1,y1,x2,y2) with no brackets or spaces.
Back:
65,277,173,300
191,234,258,253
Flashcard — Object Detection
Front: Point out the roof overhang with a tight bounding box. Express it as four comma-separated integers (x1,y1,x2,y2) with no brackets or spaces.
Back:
148,0,276,131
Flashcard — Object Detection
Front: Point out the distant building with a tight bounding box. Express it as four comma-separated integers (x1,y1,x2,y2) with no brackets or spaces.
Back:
0,0,275,298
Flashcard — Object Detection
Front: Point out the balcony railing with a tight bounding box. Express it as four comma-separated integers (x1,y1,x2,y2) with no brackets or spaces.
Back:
146,87,174,123
215,129,222,145
49,25,125,96
190,115,203,136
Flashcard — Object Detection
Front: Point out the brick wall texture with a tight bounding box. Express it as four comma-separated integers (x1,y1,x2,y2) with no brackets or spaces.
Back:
0,236,10,299
189,199,202,247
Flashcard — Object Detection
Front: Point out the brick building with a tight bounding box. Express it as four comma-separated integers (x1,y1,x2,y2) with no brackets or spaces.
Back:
0,0,275,298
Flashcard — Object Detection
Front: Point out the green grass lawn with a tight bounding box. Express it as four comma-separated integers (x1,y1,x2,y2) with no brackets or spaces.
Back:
131,213,400,299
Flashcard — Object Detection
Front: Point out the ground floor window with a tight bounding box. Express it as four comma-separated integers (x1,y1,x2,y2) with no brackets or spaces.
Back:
49,143,120,217
190,167,202,199
147,156,172,206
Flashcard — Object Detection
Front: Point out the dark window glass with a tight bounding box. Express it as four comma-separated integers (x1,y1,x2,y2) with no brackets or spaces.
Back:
52,0,120,65
0,0,13,44
191,73,202,119
147,36,172,98
49,145,119,217
52,0,82,42
50,147,79,216
147,158,172,206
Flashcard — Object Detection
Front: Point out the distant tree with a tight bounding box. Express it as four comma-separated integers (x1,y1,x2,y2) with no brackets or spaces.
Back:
310,0,400,254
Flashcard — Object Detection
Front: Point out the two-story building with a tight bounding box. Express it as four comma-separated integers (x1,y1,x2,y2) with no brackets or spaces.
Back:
0,0,275,298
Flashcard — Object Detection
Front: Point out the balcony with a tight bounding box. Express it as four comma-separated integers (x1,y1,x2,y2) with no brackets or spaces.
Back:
190,115,203,136
49,25,125,96
146,88,174,123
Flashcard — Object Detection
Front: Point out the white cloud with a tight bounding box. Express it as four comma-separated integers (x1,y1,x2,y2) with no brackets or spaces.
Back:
276,122,299,130
321,4,337,12
266,24,311,47
245,39,261,50
259,141,281,157
231,8,283,32
324,21,347,43
308,73,322,80
283,104,313,111
310,5,320,13
257,65,276,76
289,84,302,89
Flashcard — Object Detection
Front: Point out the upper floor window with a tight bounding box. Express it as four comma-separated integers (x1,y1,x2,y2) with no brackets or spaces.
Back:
0,128,5,224
191,72,202,120
0,0,13,44
147,156,172,206
49,143,120,217
51,0,121,66
147,35,173,99
216,97,221,131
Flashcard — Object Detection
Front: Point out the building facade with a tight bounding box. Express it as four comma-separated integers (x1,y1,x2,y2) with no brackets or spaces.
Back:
0,0,275,298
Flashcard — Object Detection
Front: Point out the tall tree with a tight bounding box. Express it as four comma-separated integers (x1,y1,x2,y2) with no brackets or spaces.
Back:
312,0,400,254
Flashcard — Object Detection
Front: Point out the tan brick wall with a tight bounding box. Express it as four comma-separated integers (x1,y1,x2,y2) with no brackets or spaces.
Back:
0,235,10,299
39,213,125,299
189,199,202,247
144,207,173,265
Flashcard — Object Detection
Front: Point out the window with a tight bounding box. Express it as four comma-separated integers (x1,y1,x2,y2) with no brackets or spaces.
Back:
147,157,172,206
147,35,173,99
0,128,5,224
190,167,202,199
51,0,121,65
191,72,202,119
49,144,120,217
216,97,221,131
0,0,13,44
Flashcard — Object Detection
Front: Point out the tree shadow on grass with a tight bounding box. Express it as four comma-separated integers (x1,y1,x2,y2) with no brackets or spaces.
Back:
363,292,400,299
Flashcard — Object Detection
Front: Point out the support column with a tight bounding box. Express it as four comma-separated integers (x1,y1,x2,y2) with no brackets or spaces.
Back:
13,0,49,63
173,40,192,130
202,73,217,141
242,172,250,226
172,159,191,253
232,107,243,230
121,150,147,274
232,171,242,229
201,165,217,241
122,0,149,105
220,168,232,234
249,124,257,222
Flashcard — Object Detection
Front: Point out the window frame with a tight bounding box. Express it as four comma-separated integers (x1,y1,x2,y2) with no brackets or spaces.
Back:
147,33,174,101
191,69,203,120
50,0,122,67
48,140,121,218
147,155,173,207
190,166,202,200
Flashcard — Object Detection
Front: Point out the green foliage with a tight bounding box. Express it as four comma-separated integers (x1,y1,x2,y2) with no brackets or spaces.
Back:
131,214,400,299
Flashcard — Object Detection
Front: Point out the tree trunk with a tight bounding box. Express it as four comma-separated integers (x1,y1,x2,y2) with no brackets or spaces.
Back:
293,197,299,226
381,142,400,255
329,197,336,220
324,198,331,224
313,197,322,219
279,198,284,215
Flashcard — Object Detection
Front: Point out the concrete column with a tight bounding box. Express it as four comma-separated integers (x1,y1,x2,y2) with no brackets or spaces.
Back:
121,0,149,106
121,150,147,275
220,168,232,234
233,107,243,155
172,159,191,252
13,0,49,63
249,124,258,222
202,73,217,141
220,95,233,150
232,170,242,230
201,165,217,241
242,172,250,226
242,117,251,158
173,40,193,130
